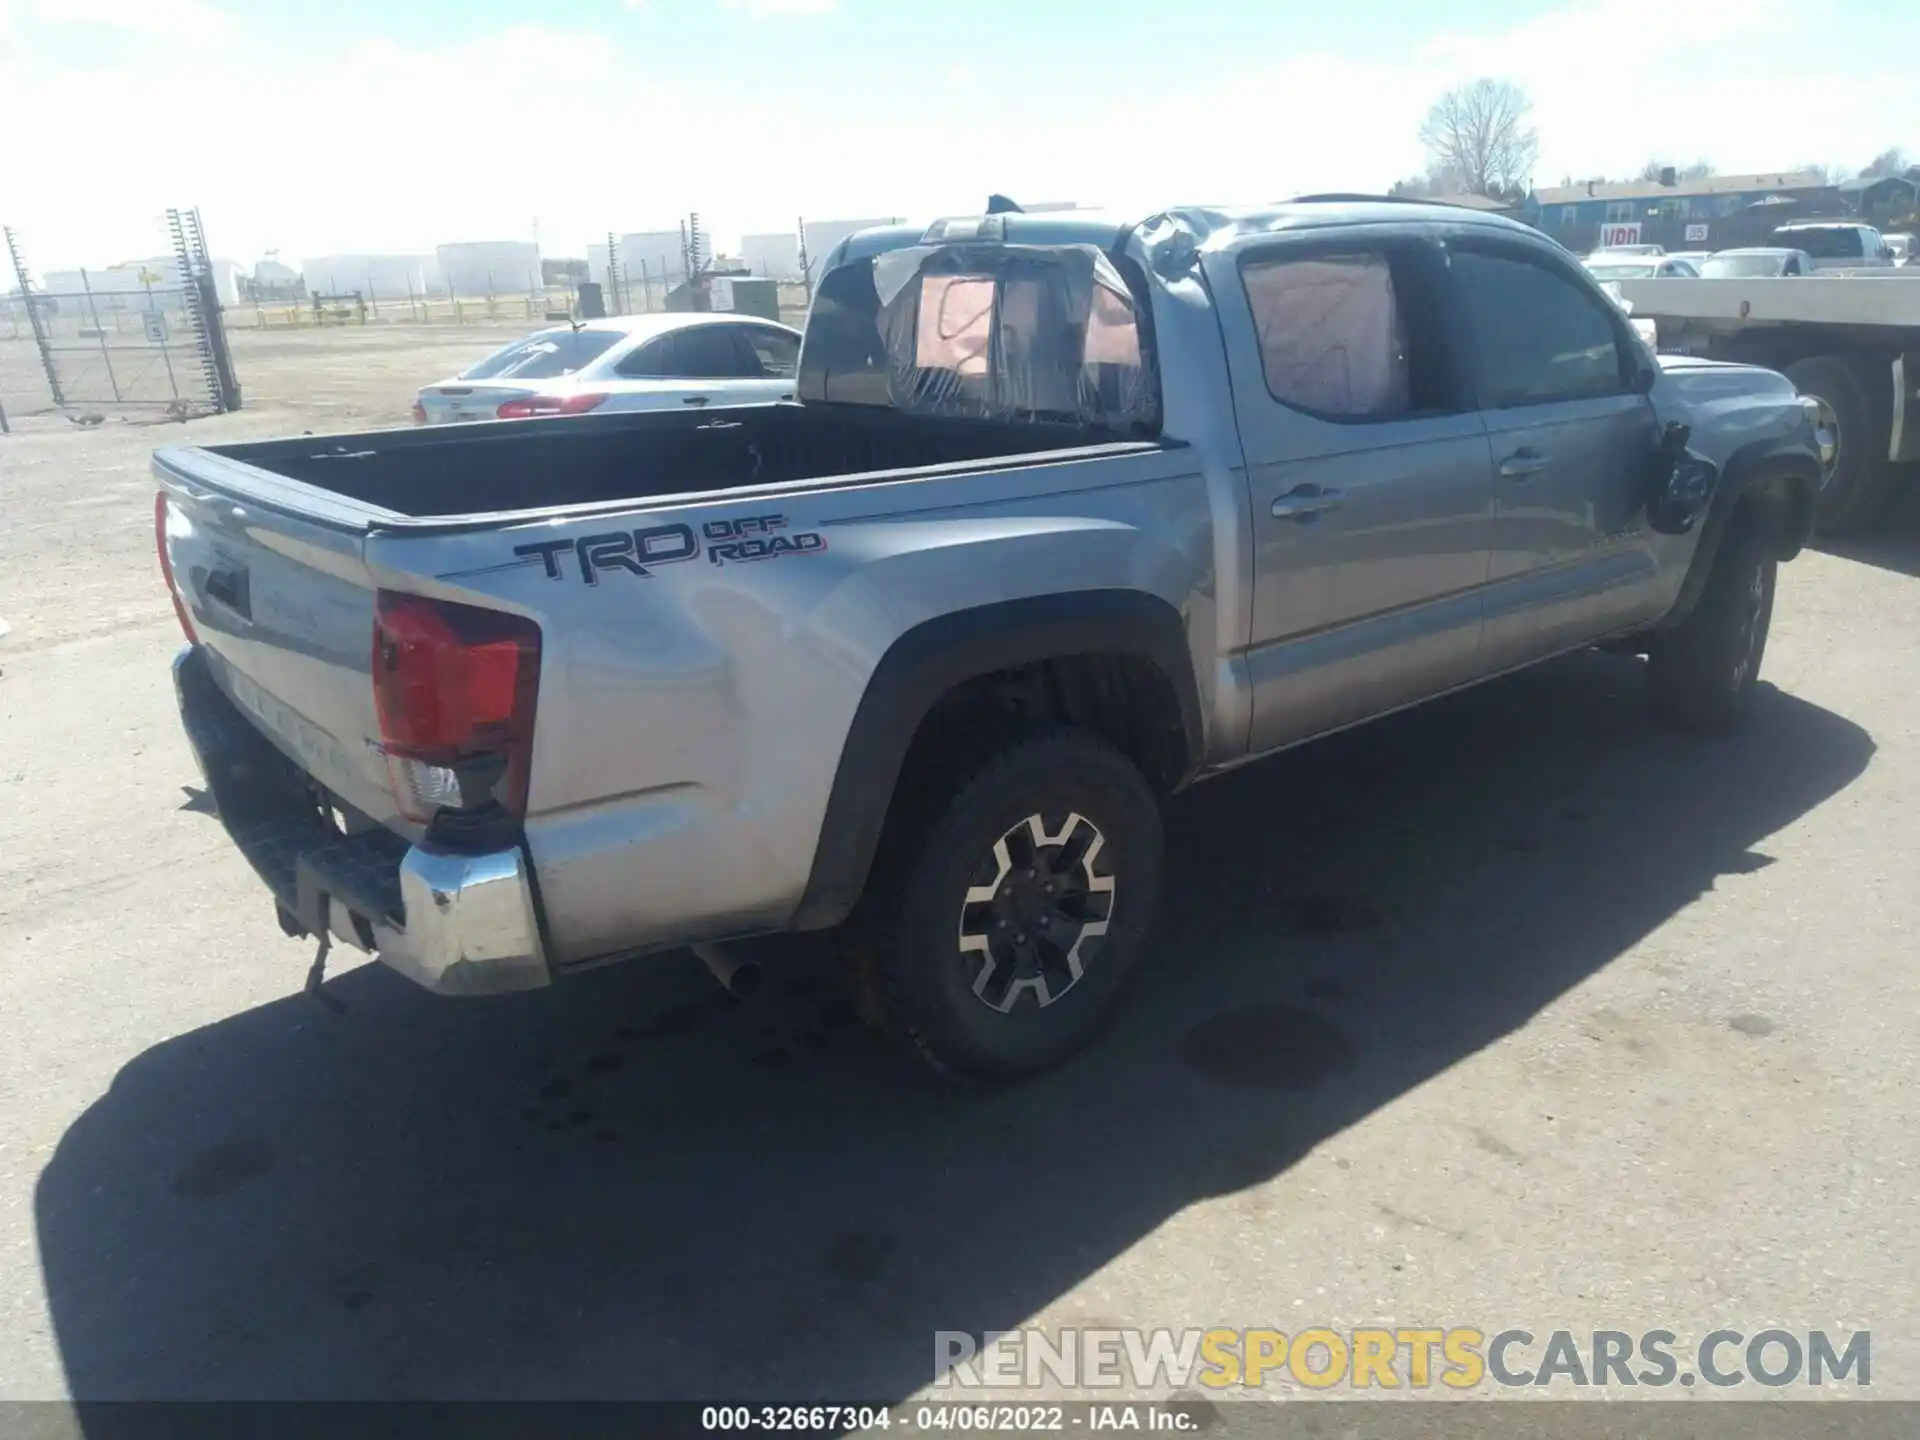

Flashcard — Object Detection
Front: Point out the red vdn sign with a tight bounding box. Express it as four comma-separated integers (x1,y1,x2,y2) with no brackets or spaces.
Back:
1600,223,1644,248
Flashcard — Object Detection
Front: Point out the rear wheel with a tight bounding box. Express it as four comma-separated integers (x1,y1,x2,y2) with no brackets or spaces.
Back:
1784,355,1902,533
844,728,1165,1082
1647,515,1776,735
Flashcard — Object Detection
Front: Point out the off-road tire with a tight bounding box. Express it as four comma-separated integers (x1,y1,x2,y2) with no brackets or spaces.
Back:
1784,355,1902,534
841,728,1165,1082
1647,515,1777,736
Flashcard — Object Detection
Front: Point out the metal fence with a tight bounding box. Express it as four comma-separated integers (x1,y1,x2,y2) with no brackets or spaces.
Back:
218,279,813,331
3,211,239,417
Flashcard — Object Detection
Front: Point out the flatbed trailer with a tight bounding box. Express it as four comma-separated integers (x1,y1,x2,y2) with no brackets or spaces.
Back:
1618,274,1920,530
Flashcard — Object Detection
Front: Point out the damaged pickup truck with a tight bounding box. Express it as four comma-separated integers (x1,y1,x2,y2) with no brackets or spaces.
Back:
157,198,1829,1081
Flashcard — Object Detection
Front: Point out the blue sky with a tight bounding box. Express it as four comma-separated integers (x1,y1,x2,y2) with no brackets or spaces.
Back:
2,0,1914,269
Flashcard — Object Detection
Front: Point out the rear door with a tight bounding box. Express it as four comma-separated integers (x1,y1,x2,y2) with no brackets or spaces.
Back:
156,463,400,831
1204,231,1498,754
735,323,802,400
607,325,790,412
1446,240,1664,670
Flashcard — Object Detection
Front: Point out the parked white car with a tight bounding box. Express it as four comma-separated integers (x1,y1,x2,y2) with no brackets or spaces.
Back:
1698,247,1816,278
1763,221,1894,272
1583,254,1700,280
412,313,802,425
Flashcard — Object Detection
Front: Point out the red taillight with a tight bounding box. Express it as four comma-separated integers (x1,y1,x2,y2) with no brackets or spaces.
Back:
155,491,197,643
495,392,608,420
371,591,541,823
410,399,429,425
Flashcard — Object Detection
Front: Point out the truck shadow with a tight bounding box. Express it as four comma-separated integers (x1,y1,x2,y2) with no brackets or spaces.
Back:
1815,488,1920,576
37,651,1871,1404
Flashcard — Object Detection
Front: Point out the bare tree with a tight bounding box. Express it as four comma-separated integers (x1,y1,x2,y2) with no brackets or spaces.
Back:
1861,147,1910,179
1801,162,1852,187
1418,79,1539,197
1388,163,1467,198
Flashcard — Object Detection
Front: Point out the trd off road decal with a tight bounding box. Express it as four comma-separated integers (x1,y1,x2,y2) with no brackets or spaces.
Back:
514,513,825,585
701,514,827,566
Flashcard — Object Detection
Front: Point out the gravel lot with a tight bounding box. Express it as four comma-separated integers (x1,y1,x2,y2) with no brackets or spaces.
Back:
1,326,1917,1412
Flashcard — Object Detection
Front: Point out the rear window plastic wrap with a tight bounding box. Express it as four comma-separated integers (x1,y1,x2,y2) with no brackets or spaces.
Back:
798,242,1161,435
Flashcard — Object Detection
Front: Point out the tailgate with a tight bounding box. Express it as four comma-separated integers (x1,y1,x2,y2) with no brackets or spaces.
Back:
156,456,407,836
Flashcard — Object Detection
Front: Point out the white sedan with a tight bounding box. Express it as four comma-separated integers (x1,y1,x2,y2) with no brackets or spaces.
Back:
412,313,802,425
1584,255,1700,281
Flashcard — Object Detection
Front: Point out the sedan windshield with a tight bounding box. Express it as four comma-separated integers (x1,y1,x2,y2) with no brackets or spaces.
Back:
1700,254,1787,278
1586,262,1659,280
459,329,624,381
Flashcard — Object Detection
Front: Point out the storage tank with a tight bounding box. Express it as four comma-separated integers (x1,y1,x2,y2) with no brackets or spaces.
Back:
301,254,432,301
740,231,803,280
434,240,541,297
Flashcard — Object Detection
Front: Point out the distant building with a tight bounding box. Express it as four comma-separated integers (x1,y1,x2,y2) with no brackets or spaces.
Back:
1532,170,1837,253
434,240,542,296
1838,170,1920,230
41,257,242,309
620,231,693,286
301,254,432,300
740,231,803,280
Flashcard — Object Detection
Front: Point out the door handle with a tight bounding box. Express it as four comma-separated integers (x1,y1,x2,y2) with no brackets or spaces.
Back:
1500,448,1550,479
1270,485,1344,522
682,395,710,407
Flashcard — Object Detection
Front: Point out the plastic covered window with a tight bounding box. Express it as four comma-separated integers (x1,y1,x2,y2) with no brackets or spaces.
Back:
1241,253,1411,419
797,242,1160,434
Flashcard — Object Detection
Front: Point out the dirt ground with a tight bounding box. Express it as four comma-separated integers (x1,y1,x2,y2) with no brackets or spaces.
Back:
2,326,1919,1412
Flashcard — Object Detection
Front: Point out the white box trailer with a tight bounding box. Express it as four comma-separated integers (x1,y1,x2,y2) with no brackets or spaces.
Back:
1619,274,1920,530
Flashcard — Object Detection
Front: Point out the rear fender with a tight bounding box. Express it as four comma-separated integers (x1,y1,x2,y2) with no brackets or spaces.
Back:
791,589,1202,932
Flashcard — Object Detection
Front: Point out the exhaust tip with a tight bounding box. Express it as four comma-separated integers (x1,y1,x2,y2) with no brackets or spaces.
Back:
691,942,763,999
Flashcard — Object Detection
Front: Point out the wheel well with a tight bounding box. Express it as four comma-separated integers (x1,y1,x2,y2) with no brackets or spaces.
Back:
1739,464,1816,560
899,651,1194,796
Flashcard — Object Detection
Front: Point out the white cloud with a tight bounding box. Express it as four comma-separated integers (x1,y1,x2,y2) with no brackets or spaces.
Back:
0,0,1912,272
720,0,837,14
6,0,230,33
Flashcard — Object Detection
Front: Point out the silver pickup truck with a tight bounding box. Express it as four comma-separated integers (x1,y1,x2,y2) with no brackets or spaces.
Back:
157,199,1828,1081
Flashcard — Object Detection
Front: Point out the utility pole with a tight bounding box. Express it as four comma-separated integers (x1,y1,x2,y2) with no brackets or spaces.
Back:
795,215,812,304
604,230,622,313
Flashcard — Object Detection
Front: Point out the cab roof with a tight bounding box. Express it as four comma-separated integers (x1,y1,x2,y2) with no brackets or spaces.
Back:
829,197,1539,270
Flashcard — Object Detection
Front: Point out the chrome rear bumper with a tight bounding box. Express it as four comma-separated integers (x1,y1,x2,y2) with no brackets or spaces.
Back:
173,646,549,996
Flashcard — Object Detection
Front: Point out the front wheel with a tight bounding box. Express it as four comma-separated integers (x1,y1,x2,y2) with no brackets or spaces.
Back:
845,728,1166,1082
1646,516,1777,735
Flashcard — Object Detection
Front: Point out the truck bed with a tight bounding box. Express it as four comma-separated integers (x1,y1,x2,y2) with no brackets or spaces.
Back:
178,403,1132,524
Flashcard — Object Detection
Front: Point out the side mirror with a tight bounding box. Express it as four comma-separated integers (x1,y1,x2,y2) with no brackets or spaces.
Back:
1645,421,1718,535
